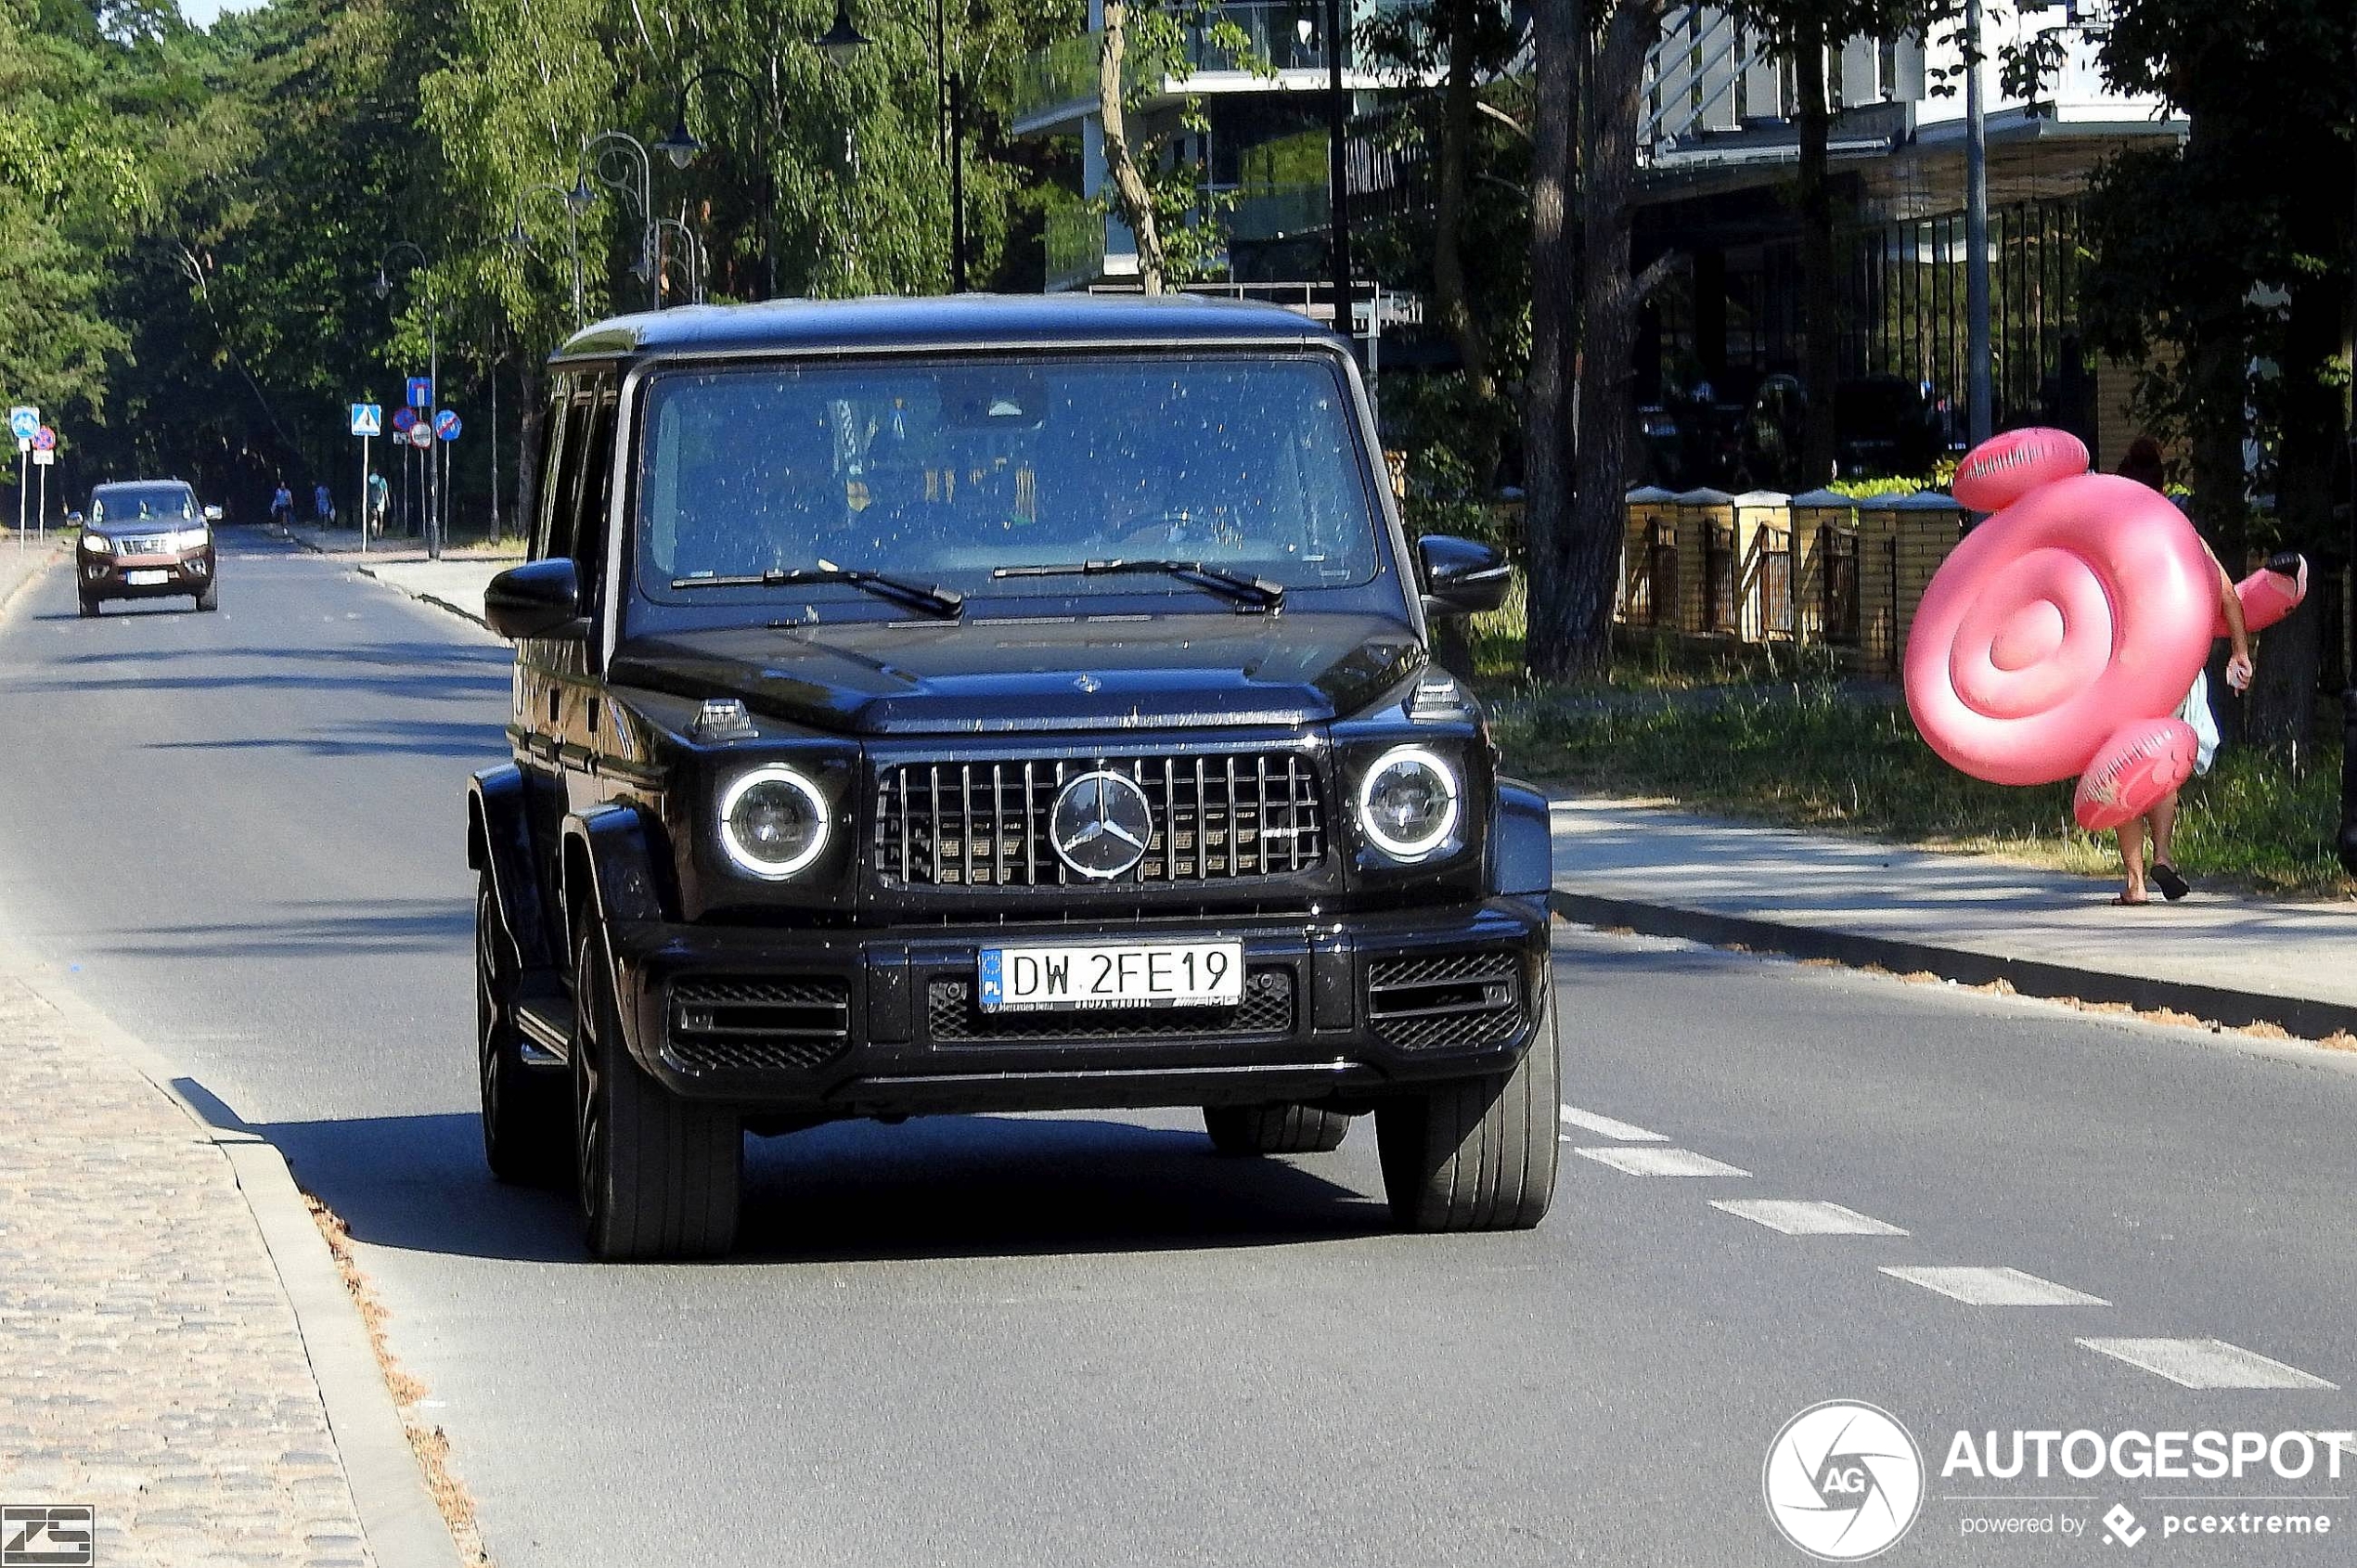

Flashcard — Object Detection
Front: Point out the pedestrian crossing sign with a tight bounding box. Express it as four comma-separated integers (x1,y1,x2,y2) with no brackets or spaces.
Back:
350,404,382,437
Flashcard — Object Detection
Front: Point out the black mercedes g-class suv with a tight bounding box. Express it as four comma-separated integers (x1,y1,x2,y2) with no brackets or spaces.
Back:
469,295,1559,1259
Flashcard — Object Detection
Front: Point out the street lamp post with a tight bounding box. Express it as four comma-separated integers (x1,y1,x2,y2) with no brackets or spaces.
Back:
659,65,781,301
1964,0,1993,448
509,182,586,327
579,130,660,312
1325,0,1354,353
374,241,442,560
809,2,968,292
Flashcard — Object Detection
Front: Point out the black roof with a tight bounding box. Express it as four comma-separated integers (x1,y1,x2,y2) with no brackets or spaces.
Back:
554,292,1345,361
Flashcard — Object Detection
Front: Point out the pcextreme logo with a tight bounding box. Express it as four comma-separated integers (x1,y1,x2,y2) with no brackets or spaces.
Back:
1765,1401,1927,1561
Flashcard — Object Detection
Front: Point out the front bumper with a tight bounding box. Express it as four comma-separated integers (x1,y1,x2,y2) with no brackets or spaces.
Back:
605,897,1552,1116
81,546,214,598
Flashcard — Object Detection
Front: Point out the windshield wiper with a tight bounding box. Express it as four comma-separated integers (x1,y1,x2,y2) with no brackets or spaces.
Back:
991,558,1284,610
669,561,963,619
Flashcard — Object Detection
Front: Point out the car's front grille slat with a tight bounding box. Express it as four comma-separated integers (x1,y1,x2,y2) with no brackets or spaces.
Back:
876,751,1324,890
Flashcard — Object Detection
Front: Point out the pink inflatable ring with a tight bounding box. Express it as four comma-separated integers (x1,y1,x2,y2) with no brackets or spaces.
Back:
1904,473,2213,787
1951,427,2090,513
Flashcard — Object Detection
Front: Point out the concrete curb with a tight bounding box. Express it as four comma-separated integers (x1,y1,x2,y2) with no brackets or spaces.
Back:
0,541,59,614
0,953,463,1568
269,522,500,630
1549,888,2357,1043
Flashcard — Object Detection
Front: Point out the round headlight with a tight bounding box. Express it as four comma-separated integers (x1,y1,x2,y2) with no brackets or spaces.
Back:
718,765,831,879
1356,745,1460,861
80,533,110,554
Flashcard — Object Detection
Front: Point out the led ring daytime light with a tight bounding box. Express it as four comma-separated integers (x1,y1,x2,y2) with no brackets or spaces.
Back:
717,764,831,880
1356,744,1461,861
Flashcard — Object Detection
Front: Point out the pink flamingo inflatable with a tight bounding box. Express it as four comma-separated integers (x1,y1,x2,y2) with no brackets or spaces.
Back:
1904,430,2306,831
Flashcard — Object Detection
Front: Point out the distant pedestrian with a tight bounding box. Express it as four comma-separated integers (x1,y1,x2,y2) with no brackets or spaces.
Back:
269,480,293,527
314,482,333,526
367,470,389,538
2112,443,2252,905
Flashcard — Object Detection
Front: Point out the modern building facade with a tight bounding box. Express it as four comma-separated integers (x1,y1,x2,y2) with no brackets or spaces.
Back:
1631,1,2183,469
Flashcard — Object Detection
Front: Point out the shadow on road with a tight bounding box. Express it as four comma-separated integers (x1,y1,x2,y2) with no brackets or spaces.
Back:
170,1078,1386,1267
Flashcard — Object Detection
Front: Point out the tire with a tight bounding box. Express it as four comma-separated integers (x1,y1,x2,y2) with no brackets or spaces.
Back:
195,580,218,611
476,874,568,1186
1203,1102,1354,1155
573,927,741,1260
1373,965,1560,1233
77,594,97,618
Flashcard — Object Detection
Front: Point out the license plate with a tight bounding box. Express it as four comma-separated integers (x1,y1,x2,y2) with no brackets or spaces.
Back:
125,570,170,585
979,940,1244,1012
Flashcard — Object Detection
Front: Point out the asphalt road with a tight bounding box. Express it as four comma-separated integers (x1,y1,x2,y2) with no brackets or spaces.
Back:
4,531,2353,1566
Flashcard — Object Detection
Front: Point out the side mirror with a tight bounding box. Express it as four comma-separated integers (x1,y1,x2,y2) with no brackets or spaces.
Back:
483,559,585,640
65,511,84,526
202,505,224,522
1416,534,1512,618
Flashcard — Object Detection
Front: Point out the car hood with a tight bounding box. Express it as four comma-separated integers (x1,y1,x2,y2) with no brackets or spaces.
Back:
608,612,1425,736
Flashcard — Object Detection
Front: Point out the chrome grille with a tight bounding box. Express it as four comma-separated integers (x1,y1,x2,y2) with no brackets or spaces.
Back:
873,752,1325,888
118,533,174,556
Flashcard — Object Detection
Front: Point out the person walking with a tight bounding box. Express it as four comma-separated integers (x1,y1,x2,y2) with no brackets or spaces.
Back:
2113,441,2253,905
269,479,293,528
367,469,390,539
314,482,334,528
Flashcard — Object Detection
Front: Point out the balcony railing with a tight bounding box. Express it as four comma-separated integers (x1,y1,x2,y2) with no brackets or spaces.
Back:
1014,3,1354,123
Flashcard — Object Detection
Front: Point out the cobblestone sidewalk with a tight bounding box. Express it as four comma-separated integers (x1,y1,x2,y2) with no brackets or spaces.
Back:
0,974,374,1568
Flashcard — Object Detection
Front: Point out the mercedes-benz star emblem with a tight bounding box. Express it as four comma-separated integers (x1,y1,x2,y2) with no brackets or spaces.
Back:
1073,674,1101,693
1050,770,1154,880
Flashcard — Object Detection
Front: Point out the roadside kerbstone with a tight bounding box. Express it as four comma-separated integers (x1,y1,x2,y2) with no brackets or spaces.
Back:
0,975,378,1566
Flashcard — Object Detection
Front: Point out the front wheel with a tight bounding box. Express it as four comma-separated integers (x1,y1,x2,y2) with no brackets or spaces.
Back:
476,875,567,1186
194,580,218,612
573,927,741,1260
1203,1102,1354,1155
76,594,98,618
1373,967,1559,1233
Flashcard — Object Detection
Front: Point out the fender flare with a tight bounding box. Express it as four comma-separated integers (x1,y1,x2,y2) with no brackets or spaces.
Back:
559,803,670,941
467,765,552,970
1488,778,1555,899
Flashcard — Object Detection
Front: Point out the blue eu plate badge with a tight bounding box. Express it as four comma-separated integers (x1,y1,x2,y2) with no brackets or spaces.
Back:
978,949,1004,1009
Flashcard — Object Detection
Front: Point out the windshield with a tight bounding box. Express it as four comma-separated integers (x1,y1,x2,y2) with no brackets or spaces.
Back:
91,484,196,525
631,354,1383,609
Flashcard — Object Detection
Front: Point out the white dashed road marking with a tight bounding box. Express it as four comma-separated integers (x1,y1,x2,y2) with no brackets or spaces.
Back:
1558,1105,1665,1142
1574,1146,1751,1178
1881,1266,2108,1306
1711,1200,1909,1236
2077,1338,2338,1391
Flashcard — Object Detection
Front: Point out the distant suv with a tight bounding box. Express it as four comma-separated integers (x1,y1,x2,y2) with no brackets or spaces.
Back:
468,296,1559,1259
76,480,222,615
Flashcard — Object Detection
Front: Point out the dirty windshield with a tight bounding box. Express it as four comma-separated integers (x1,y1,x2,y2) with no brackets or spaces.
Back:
632,354,1382,606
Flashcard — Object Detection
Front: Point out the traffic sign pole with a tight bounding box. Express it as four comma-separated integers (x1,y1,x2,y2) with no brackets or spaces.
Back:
16,443,26,554
359,432,370,555
36,454,46,541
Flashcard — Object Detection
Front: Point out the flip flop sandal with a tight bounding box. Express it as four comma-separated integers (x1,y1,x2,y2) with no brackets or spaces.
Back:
2149,864,2190,902
2110,893,2151,906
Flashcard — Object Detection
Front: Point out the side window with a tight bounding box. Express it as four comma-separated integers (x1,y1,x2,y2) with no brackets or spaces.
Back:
534,379,573,561
572,379,620,616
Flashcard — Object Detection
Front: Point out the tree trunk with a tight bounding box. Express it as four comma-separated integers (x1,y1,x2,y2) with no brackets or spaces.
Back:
1794,17,1838,488
1099,1,1166,295
1532,0,1667,680
1522,0,1582,662
514,364,547,549
1432,0,1488,396
2245,270,2341,748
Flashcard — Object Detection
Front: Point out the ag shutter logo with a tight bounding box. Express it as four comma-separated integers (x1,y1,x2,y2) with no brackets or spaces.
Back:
1765,1401,1926,1561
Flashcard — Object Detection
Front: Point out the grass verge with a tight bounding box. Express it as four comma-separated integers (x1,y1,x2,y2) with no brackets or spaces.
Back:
1490,675,2353,899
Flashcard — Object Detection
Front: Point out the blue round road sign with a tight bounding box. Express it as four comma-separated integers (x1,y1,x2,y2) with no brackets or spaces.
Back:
391,407,418,433
433,409,461,441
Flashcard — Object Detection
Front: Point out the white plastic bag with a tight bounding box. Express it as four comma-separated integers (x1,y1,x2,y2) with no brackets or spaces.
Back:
2176,669,2220,777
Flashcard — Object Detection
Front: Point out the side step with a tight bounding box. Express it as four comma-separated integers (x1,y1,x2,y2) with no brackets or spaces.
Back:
512,973,573,1068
